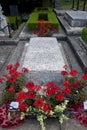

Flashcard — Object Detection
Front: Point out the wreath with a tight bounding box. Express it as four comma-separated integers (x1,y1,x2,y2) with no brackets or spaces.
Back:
0,105,26,129
72,104,87,127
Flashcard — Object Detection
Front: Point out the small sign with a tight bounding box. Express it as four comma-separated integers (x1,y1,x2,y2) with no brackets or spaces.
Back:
83,101,87,110
10,101,19,109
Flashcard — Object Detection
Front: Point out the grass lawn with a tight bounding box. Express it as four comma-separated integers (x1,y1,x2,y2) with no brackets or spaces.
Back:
57,0,87,10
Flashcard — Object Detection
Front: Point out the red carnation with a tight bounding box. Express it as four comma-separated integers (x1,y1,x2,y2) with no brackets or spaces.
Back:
19,103,28,112
8,86,15,93
26,81,36,92
15,62,20,68
43,104,52,114
63,81,69,87
61,71,68,76
22,67,29,73
70,70,78,76
55,94,64,101
82,74,87,80
34,98,44,108
63,86,71,94
6,64,14,71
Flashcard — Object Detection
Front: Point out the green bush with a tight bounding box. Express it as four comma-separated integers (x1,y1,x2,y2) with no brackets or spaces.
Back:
26,11,59,30
82,27,87,44
34,7,53,12
8,16,22,30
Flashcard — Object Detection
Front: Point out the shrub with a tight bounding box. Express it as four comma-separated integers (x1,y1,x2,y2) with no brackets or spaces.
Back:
26,10,59,30
8,16,22,30
82,27,87,44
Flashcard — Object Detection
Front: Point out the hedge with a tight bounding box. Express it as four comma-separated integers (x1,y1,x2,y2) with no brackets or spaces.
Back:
26,11,59,30
8,16,22,30
82,27,87,44
34,7,53,12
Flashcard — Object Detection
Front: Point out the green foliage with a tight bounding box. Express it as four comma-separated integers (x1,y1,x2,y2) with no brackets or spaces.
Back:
26,9,59,30
8,16,22,30
6,77,24,93
82,27,87,44
2,89,15,104
34,7,53,12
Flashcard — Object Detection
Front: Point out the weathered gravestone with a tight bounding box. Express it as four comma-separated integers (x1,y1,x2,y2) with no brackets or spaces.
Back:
0,4,9,36
18,37,68,85
64,10,87,27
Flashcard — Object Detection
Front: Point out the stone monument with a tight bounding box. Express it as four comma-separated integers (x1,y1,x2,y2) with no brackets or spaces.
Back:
64,10,87,27
0,4,9,36
18,37,68,85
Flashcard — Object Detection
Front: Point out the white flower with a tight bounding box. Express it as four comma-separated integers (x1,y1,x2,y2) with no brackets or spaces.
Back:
22,87,28,92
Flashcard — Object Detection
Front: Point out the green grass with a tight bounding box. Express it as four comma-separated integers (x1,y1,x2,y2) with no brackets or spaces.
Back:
57,0,87,10
8,16,22,30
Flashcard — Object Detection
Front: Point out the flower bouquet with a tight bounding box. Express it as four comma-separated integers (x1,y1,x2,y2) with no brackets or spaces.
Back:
61,65,87,127
34,20,58,37
0,63,87,129
0,62,29,128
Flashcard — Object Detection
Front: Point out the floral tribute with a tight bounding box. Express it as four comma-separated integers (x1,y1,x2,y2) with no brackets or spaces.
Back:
34,20,58,37
61,65,87,127
0,63,87,129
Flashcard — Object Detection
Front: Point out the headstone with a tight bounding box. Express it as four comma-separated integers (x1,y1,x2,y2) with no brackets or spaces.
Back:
18,37,68,85
64,11,87,27
0,4,9,36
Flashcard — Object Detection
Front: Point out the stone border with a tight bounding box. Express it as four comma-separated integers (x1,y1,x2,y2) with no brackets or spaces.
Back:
67,37,87,72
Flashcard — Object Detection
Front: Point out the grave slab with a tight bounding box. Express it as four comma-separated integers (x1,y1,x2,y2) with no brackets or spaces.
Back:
19,37,67,85
64,11,87,27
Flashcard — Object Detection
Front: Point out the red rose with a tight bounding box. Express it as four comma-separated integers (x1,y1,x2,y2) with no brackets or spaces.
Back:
34,98,44,108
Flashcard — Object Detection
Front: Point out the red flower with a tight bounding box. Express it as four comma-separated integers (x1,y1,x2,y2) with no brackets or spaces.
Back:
15,62,20,68
6,64,14,71
19,103,28,112
8,86,15,92
63,81,69,87
82,74,87,80
16,91,29,103
34,98,44,108
63,86,71,94
55,94,64,101
22,67,29,73
28,93,36,99
70,70,78,76
0,78,4,84
43,104,52,114
8,76,17,83
61,71,68,76
63,65,69,70
26,81,36,92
